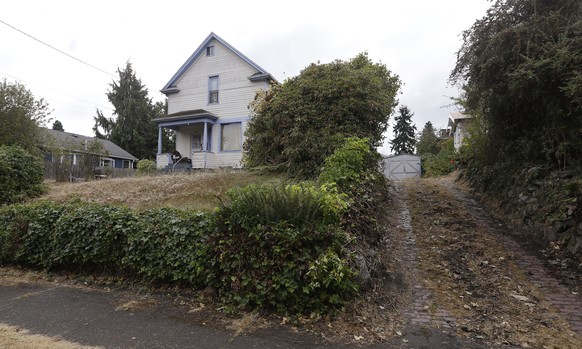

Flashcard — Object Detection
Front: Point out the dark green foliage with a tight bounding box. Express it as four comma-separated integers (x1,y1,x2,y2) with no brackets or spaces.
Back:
422,139,456,177
390,105,416,155
49,203,135,270
52,120,64,131
0,145,45,205
0,202,64,265
124,208,212,285
451,0,582,170
0,79,52,154
244,53,401,178
208,183,357,314
416,121,439,156
94,62,170,159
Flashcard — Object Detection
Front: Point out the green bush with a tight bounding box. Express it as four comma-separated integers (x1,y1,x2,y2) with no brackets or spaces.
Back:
123,208,212,286
319,137,379,192
319,136,389,242
0,145,45,205
422,139,456,177
49,203,136,270
136,159,157,176
0,202,65,266
209,182,357,314
0,202,213,279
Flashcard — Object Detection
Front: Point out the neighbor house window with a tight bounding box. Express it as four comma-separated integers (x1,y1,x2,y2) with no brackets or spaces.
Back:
208,76,219,104
100,158,114,167
221,123,241,151
206,45,215,56
122,160,131,168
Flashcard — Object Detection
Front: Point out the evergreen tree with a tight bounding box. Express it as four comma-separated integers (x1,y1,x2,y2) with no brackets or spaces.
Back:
52,120,64,131
390,105,416,154
93,61,162,159
416,121,439,155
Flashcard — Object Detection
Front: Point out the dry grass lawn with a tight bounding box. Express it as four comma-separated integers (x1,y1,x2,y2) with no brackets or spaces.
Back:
39,170,282,211
0,324,102,349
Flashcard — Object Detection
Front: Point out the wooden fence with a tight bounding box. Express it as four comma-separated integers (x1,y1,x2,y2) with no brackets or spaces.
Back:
44,161,136,182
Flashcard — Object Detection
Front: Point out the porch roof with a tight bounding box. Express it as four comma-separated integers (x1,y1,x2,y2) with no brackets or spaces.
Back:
153,109,218,128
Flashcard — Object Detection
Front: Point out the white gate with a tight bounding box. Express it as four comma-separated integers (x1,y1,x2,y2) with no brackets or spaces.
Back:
383,154,421,180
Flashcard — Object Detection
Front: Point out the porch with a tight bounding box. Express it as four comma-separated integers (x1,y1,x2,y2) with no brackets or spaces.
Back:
153,110,217,170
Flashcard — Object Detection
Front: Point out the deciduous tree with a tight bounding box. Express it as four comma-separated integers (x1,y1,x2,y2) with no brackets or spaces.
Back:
0,79,51,154
52,120,64,131
451,0,582,169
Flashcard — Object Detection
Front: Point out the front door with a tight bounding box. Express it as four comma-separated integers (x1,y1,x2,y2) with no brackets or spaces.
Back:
191,133,202,155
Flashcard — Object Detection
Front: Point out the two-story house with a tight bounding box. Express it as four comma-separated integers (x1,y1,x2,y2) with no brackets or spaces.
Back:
154,32,275,169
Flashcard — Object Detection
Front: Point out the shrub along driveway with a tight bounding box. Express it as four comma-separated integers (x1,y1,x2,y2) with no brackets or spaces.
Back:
1,177,581,348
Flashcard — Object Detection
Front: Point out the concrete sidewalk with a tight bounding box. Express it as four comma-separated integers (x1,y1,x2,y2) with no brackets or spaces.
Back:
0,278,484,349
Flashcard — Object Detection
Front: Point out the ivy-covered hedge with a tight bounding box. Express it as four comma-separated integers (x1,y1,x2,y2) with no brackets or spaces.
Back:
0,202,213,282
0,187,359,314
208,183,357,314
0,136,389,315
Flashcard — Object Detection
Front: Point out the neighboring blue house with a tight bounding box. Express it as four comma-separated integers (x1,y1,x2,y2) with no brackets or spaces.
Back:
43,128,138,169
154,32,276,169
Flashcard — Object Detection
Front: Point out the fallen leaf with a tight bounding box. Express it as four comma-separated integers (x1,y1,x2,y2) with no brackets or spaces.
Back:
511,294,532,302
354,335,363,341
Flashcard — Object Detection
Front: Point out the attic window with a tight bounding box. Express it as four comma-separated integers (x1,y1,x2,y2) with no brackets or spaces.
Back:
206,46,215,56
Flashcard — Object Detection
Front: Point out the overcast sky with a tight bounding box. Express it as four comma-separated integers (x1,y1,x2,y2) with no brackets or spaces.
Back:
1,0,491,155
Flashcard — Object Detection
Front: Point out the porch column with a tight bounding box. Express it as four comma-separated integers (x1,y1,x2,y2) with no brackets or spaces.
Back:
157,126,162,154
203,122,208,168
202,122,208,152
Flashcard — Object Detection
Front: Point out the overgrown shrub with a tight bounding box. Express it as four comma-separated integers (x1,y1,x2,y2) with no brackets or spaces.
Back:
48,203,136,270
319,136,388,241
0,202,65,266
208,183,357,314
319,137,379,192
0,202,212,279
123,208,212,285
422,139,456,177
0,145,45,205
136,159,157,176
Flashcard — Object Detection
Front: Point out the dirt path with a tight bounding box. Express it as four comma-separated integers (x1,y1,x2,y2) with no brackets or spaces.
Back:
396,178,582,349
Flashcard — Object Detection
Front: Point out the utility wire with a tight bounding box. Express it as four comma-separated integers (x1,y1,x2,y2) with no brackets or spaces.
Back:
0,18,116,78
0,71,114,111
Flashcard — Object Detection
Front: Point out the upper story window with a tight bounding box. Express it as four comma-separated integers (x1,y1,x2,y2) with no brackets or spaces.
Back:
208,76,219,104
206,45,215,56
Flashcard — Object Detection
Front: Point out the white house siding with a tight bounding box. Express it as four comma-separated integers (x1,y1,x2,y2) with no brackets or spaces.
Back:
168,40,265,117
453,119,471,150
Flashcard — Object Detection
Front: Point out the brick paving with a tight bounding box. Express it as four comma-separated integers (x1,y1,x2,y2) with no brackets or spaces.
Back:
394,182,456,331
441,179,582,335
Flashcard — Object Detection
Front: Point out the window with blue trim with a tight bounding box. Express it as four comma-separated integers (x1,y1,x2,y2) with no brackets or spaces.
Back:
209,76,219,104
221,123,241,151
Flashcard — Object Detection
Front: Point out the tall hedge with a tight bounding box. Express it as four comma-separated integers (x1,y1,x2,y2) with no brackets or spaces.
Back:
0,145,45,205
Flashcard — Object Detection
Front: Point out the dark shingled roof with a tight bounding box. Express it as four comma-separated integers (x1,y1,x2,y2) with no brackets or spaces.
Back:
42,128,138,160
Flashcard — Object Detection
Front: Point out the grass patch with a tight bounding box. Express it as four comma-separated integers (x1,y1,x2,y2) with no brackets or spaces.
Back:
39,170,282,211
0,324,102,349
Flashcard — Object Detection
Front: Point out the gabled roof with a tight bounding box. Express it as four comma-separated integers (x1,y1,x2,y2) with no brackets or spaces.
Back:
42,129,138,161
448,111,472,128
161,32,275,95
